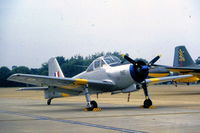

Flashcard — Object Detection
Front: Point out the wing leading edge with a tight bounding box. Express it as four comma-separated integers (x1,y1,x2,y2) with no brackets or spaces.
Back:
8,73,115,91
146,74,193,84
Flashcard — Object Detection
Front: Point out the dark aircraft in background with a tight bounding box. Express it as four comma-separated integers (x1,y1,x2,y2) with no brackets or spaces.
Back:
157,45,200,84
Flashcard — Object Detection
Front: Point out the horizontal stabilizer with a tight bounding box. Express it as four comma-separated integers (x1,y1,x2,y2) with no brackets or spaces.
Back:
17,87,48,91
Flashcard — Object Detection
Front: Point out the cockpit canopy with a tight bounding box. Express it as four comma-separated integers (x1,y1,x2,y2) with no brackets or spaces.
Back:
86,55,122,72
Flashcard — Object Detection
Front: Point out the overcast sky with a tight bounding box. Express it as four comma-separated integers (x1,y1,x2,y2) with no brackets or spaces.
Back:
0,0,200,68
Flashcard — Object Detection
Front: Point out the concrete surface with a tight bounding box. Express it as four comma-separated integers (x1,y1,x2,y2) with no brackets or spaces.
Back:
0,85,200,133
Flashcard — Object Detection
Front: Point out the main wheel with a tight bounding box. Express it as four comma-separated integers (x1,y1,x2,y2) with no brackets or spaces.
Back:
143,99,152,108
90,100,98,108
83,100,101,111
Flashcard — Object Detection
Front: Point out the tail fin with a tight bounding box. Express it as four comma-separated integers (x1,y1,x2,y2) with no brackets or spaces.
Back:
48,57,64,77
44,58,65,100
173,45,195,67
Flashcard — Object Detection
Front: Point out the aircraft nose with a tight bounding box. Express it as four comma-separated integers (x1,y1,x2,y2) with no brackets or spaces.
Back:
141,65,149,70
129,64,149,83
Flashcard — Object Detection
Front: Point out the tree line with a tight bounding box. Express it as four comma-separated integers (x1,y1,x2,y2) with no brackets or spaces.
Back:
0,52,123,87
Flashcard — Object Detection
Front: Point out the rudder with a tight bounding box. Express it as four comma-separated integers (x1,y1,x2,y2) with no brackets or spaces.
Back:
48,57,65,77
173,45,195,67
44,57,65,100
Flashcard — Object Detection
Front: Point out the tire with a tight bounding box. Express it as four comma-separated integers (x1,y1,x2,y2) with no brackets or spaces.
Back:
143,99,152,108
90,100,98,108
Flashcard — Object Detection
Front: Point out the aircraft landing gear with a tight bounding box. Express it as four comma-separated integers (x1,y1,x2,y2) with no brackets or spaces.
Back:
47,98,53,105
142,83,154,109
83,85,101,111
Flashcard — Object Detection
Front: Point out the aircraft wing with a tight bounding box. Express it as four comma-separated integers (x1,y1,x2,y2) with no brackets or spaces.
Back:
166,67,200,75
145,74,193,84
8,74,115,91
154,64,200,73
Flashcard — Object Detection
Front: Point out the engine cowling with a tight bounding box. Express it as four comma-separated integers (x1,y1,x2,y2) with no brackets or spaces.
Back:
129,60,149,83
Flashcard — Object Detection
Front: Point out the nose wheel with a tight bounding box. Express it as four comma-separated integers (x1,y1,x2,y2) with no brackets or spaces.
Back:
143,99,152,108
142,82,154,108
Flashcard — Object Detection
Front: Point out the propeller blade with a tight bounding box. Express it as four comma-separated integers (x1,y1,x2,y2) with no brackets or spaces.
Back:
148,55,161,66
121,54,136,65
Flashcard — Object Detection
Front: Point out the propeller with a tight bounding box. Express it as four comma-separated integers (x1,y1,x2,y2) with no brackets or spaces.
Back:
148,55,161,66
122,54,161,67
122,54,161,108
121,54,137,66
122,54,160,76
122,54,161,83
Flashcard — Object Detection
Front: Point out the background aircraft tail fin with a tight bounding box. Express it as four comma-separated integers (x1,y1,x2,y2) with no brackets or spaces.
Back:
173,45,195,67
48,57,65,77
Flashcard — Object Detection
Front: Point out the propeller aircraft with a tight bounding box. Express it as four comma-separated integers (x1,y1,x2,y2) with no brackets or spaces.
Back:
8,55,192,111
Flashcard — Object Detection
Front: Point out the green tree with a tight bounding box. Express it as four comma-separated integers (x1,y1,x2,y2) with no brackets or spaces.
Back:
61,55,86,77
56,56,65,66
10,66,32,86
30,68,40,75
0,66,11,87
38,63,48,76
11,66,31,74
